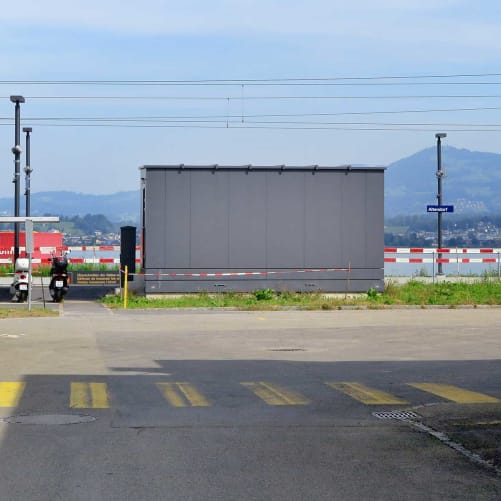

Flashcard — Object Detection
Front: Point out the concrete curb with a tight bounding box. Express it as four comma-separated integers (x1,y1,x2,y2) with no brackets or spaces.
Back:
404,403,501,475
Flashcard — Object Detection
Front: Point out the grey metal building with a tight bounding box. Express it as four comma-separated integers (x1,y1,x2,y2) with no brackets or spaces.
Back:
140,164,385,294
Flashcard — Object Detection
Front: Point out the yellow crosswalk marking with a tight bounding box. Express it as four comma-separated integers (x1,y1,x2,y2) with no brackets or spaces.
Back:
70,382,110,408
241,382,309,406
326,382,408,405
157,383,210,407
0,382,26,407
408,383,500,404
4,380,498,411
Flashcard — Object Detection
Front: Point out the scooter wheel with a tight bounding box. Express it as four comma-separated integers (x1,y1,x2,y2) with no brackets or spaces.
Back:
53,290,63,303
18,291,28,303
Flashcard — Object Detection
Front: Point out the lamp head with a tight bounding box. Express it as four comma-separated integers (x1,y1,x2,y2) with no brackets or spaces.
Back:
10,95,25,104
23,127,32,133
435,132,447,139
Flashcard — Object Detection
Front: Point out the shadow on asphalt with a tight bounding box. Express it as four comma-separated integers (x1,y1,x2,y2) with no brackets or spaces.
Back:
0,359,500,500
0,285,116,304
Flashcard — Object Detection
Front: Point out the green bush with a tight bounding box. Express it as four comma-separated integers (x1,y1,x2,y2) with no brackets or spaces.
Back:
253,289,275,301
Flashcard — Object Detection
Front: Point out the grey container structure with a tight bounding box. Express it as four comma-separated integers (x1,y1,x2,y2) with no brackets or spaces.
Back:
139,164,385,294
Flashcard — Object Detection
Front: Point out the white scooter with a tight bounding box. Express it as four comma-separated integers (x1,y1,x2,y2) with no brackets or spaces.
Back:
10,258,31,303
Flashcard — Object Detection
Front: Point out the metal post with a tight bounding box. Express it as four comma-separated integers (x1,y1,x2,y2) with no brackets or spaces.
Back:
23,127,33,217
435,132,446,275
498,251,500,281
10,96,25,264
432,250,435,284
28,252,33,312
124,265,128,309
25,220,34,312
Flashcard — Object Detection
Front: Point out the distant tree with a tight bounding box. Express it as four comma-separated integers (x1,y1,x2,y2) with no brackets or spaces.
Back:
447,236,465,247
51,214,117,234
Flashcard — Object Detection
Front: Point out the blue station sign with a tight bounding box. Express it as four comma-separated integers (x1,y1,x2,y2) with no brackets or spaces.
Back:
427,205,454,213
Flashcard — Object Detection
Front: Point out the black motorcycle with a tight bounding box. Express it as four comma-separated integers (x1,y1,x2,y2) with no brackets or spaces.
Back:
49,254,69,302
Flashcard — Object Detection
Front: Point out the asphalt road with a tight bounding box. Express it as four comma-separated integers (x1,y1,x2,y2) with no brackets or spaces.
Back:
0,305,500,500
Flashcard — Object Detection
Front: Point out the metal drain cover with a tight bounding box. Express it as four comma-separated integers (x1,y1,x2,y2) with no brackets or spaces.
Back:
372,411,420,421
268,348,306,352
1,414,96,425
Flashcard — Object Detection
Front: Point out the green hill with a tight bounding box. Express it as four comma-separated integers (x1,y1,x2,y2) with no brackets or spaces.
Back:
1,146,500,221
0,190,140,223
385,146,501,216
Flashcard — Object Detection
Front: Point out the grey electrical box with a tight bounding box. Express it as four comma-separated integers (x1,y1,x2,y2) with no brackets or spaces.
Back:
25,219,34,254
139,164,385,293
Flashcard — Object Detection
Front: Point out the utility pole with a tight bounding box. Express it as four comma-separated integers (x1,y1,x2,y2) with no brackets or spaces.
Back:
435,132,447,275
10,95,25,263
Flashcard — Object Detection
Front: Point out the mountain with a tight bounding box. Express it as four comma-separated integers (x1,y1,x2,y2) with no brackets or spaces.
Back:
385,146,501,216
1,146,500,221
0,190,140,223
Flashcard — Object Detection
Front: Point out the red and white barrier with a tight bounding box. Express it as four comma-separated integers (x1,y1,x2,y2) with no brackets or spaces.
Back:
0,246,499,266
384,247,501,264
0,245,140,265
62,245,140,252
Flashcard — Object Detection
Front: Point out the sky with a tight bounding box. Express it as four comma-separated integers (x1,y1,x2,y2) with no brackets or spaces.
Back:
1,0,501,197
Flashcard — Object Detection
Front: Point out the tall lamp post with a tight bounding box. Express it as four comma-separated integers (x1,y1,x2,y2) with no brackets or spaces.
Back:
23,127,33,217
435,132,447,275
10,95,25,263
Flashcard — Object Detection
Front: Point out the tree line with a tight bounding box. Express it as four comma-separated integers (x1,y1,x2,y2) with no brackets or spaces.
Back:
385,214,501,247
33,214,134,235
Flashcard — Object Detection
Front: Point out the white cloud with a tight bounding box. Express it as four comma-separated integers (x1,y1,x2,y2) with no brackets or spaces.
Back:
1,0,500,201
1,0,499,60
0,0,476,36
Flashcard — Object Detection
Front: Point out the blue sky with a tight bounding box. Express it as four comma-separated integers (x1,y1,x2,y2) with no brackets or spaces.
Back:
1,0,501,196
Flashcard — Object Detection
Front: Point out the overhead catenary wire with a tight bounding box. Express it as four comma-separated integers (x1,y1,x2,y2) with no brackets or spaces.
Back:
2,122,501,132
3,105,501,121
3,73,501,133
2,82,501,87
3,117,501,127
2,71,501,84
4,94,501,100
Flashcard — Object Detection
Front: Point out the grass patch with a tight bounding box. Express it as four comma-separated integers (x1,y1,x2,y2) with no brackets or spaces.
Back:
101,279,501,310
101,290,361,310
380,279,501,307
0,308,58,319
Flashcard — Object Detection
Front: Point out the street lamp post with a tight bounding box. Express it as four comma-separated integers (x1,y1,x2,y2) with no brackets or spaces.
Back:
23,127,33,217
10,95,25,263
435,132,447,275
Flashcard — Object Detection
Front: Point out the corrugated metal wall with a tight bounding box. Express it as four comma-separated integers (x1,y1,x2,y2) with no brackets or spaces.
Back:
141,166,384,293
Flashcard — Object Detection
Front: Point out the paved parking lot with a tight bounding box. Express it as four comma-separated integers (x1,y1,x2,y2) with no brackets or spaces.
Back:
0,300,500,499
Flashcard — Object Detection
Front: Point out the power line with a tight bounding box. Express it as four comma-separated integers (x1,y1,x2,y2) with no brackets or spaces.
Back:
234,125,501,132
4,116,501,127
2,106,501,122
2,81,501,87
4,94,501,100
243,120,501,127
2,122,501,132
1,76,500,131
1,72,501,85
